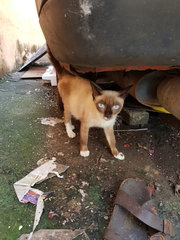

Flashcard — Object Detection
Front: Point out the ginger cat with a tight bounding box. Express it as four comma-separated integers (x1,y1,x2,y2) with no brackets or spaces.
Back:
48,49,130,160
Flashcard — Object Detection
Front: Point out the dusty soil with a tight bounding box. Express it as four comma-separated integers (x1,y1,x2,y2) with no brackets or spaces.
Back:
0,72,179,240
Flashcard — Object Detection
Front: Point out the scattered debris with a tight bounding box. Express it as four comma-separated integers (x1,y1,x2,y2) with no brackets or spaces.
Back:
18,225,23,231
34,88,41,92
137,143,148,150
154,182,161,191
114,128,148,132
123,143,130,148
81,181,89,187
147,184,154,197
46,134,53,138
67,200,82,214
148,149,155,155
144,165,160,175
167,172,180,197
62,212,71,219
14,158,69,239
0,88,8,92
38,117,63,126
175,184,180,197
137,144,155,155
57,151,65,156
26,90,32,95
36,156,49,166
96,155,103,166
48,211,59,219
79,189,87,201
99,157,108,163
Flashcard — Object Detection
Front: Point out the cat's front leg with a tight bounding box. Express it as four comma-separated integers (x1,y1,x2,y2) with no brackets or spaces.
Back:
65,122,76,138
104,126,125,160
64,109,76,138
80,122,90,157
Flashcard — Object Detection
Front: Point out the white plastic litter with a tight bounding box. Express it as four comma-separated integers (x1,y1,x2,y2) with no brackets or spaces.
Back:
42,65,57,86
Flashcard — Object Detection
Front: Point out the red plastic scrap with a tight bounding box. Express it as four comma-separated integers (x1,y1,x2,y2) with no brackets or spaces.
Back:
48,210,58,219
123,143,130,148
147,185,154,198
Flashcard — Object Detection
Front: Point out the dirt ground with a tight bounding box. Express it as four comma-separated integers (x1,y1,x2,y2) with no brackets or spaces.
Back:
0,72,179,240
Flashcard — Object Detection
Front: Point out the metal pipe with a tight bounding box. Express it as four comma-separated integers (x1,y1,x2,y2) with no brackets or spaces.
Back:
108,70,180,119
157,76,180,120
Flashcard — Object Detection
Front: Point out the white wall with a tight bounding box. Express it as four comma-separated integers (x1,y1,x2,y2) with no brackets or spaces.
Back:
0,0,45,77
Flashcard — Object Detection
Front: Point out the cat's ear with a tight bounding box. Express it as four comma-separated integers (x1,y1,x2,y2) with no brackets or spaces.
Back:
119,85,132,99
90,81,102,99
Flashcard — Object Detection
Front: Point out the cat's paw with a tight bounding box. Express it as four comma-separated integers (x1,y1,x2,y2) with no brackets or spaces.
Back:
67,130,76,138
65,122,76,138
114,152,125,160
80,150,90,157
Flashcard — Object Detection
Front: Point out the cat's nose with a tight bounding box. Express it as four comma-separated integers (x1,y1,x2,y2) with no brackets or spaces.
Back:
104,115,111,120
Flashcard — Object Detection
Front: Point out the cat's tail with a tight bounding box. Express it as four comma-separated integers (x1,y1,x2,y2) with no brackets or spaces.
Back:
47,45,63,79
47,46,64,110
47,45,75,81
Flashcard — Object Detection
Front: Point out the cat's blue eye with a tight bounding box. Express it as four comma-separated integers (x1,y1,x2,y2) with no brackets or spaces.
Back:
112,105,120,110
98,103,105,108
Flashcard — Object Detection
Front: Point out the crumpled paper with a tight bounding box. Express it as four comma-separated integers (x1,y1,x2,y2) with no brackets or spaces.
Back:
14,157,69,239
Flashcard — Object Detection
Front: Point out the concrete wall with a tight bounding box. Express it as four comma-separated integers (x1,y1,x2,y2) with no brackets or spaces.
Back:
0,0,45,77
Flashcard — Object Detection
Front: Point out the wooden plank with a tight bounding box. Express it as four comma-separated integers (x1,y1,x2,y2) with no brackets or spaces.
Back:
19,44,47,71
21,66,47,79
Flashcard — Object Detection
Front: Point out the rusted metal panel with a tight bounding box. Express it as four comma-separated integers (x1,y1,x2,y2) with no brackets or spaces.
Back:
157,76,180,120
36,0,180,69
60,63,180,73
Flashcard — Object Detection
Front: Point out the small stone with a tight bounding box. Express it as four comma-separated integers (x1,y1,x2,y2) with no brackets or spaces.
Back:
67,200,82,214
81,181,89,187
71,173,77,179
100,157,108,163
57,152,64,156
155,182,161,189
63,212,71,219
79,189,87,199
152,169,160,175
62,220,67,225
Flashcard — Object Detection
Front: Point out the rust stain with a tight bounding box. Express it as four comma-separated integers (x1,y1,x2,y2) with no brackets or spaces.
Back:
60,62,180,73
